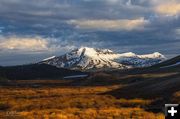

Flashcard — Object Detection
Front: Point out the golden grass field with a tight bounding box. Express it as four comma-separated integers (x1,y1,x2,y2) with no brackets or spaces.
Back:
0,79,165,119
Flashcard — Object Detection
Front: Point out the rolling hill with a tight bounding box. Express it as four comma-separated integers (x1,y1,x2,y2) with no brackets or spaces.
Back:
0,64,86,80
66,55,180,112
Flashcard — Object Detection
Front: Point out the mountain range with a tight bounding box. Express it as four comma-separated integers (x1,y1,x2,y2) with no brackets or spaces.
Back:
40,47,165,71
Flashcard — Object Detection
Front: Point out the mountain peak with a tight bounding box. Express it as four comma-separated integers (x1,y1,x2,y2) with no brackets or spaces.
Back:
74,47,115,59
153,52,165,57
41,47,165,71
77,47,98,57
138,52,165,59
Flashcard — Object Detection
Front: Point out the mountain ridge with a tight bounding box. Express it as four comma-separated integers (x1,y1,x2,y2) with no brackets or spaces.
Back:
40,47,165,71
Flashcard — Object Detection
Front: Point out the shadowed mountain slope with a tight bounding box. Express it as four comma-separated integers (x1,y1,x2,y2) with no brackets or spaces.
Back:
0,64,86,80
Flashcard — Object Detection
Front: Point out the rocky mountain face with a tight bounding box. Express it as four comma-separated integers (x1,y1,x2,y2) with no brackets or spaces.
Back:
40,47,165,71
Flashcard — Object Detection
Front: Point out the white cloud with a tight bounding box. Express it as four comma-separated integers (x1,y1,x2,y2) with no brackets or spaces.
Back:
0,36,49,52
155,2,180,16
174,28,180,35
68,18,149,31
150,0,180,16
0,36,78,54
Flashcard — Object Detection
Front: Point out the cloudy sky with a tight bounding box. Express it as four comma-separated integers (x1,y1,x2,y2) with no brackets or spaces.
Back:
0,0,180,65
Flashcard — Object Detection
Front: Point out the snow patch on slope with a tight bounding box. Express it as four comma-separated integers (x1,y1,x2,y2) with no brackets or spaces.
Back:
42,56,56,61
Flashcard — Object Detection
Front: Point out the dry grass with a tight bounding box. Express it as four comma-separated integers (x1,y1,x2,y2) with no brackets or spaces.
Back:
8,108,163,119
0,80,164,119
173,91,180,103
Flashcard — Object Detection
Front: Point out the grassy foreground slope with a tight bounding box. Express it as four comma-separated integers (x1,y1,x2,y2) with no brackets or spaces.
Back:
0,81,164,119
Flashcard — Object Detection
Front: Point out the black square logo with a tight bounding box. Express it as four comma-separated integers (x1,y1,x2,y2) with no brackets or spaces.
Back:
165,104,180,119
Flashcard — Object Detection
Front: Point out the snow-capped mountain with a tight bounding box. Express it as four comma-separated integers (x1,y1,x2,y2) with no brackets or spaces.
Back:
40,47,165,71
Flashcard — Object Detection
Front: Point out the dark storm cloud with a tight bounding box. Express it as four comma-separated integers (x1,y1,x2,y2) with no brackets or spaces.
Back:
0,0,150,22
0,0,179,65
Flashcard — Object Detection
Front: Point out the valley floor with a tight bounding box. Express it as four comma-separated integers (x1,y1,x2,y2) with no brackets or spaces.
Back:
0,79,164,119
